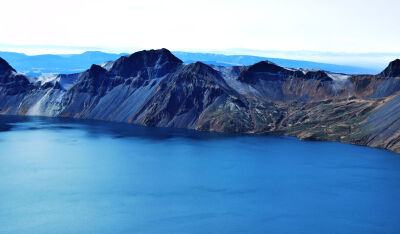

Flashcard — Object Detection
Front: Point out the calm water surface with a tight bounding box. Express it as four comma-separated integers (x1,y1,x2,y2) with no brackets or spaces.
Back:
0,115,399,234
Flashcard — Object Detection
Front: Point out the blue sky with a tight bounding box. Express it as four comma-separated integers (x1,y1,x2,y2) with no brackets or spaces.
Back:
0,0,399,67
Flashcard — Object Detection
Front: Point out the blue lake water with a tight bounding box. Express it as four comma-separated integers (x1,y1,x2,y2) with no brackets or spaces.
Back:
0,116,399,234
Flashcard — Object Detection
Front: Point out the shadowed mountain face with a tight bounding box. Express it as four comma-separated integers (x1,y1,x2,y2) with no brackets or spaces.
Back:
0,58,31,100
1,48,400,152
109,48,183,78
380,59,400,77
0,57,15,76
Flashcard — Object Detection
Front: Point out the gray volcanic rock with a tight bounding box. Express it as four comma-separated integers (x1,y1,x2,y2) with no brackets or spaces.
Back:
0,57,16,76
246,61,285,73
109,48,182,78
0,57,30,95
132,62,247,128
238,61,291,84
304,70,332,81
0,57,32,114
73,64,109,95
238,61,331,85
235,61,335,101
380,59,400,77
1,50,400,153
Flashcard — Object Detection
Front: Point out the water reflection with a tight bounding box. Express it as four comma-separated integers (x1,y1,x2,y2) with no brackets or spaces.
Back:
0,115,399,234
3,115,245,141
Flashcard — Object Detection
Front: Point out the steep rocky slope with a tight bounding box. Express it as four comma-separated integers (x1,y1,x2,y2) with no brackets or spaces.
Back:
1,49,400,153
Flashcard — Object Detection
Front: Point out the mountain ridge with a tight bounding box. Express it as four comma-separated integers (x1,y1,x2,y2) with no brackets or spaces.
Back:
1,48,400,153
0,57,15,75
0,50,378,77
380,59,400,77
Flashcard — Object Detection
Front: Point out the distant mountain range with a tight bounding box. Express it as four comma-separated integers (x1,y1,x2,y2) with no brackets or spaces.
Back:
1,48,400,152
0,51,128,76
172,51,379,74
0,50,379,77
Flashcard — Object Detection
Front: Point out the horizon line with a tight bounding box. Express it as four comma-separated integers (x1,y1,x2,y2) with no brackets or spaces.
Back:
1,43,400,56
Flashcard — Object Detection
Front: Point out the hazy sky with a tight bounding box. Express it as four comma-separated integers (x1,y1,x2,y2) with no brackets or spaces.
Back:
0,0,399,55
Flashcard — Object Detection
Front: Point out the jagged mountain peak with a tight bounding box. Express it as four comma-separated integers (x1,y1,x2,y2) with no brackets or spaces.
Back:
170,61,223,85
75,64,107,84
0,57,16,75
380,59,400,77
166,61,240,98
304,70,332,81
126,48,181,61
184,61,218,74
109,48,183,78
88,64,107,75
247,61,284,73
237,61,286,84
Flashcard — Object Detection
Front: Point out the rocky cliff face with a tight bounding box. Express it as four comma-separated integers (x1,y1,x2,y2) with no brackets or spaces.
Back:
0,58,32,113
380,59,400,78
1,48,400,153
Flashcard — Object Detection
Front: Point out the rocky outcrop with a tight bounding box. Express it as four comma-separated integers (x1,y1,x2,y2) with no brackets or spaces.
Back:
380,59,400,77
0,57,15,76
0,58,32,114
130,62,245,128
1,49,400,153
0,57,30,93
109,48,182,78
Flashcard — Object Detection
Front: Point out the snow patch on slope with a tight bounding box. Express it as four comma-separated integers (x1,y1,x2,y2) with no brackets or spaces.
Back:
326,72,351,81
25,73,78,90
26,89,65,116
100,61,115,70
213,66,262,98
